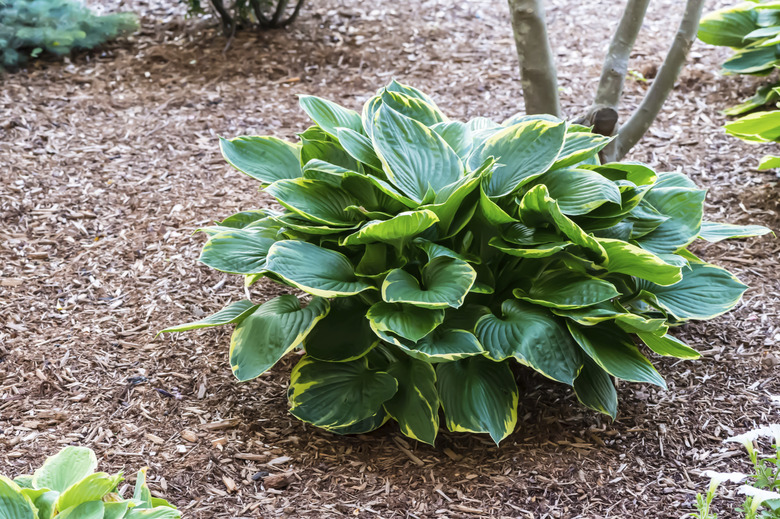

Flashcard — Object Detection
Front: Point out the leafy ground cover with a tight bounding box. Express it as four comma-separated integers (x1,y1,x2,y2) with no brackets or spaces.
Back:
0,0,777,517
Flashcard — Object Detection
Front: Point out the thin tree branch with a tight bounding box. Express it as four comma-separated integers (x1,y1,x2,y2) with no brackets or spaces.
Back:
611,0,705,160
280,0,306,27
507,0,561,117
249,0,272,28
593,0,652,110
272,0,291,26
209,0,234,36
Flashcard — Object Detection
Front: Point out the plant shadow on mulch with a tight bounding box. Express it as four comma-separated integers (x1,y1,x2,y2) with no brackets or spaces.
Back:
1,0,778,517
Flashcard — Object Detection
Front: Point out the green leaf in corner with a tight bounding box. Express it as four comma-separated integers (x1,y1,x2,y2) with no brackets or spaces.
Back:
304,297,378,362
340,210,439,247
219,136,301,184
596,238,682,286
383,355,440,445
56,501,104,519
56,472,123,511
229,296,329,381
159,300,258,334
636,332,700,359
33,446,97,493
0,476,36,519
366,302,445,343
289,356,398,429
513,269,620,310
758,155,780,170
198,228,278,275
436,356,518,445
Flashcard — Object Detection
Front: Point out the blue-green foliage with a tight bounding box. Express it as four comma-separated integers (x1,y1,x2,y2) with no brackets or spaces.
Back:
0,0,137,69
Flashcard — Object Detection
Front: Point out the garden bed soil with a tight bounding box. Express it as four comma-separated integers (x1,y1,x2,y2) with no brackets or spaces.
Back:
1,0,778,517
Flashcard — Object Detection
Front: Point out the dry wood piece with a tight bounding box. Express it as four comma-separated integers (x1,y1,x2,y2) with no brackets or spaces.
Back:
180,430,198,442
263,472,295,490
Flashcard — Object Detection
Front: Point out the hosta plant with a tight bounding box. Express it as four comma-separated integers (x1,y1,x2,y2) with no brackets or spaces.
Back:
724,99,780,169
2,446,180,518
163,81,770,445
699,1,780,115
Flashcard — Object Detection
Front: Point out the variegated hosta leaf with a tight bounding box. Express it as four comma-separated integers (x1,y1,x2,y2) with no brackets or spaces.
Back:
372,105,462,203
377,326,486,363
382,257,477,309
517,185,608,262
366,302,445,343
552,130,612,169
431,121,473,158
56,501,104,519
568,323,666,388
636,332,700,359
265,178,363,226
635,186,707,255
698,221,773,243
596,238,682,286
636,263,747,321
437,356,518,444
513,269,620,310
304,297,378,362
379,88,447,127
265,240,375,297
33,446,97,493
288,356,398,429
554,303,667,334
325,409,390,436
198,227,278,275
159,299,258,334
468,118,567,197
298,95,362,138
383,356,440,445
475,300,583,384
336,127,383,169
230,296,329,381
340,210,439,247
534,167,621,215
0,476,37,519
56,473,123,511
573,357,617,419
219,136,301,184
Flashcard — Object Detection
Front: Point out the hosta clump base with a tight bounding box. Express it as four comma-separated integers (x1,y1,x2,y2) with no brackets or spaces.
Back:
163,81,769,445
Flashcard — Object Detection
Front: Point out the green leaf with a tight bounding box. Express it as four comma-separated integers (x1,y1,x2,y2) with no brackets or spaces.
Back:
535,168,621,215
32,446,97,493
567,323,666,388
636,263,747,320
367,302,445,343
478,181,517,225
159,300,258,334
422,172,482,235
553,131,612,169
104,501,130,519
30,490,57,519
0,476,36,519
265,240,375,297
573,357,617,419
637,186,706,255
133,467,152,508
475,300,583,384
469,119,567,197
636,332,700,359
289,356,398,428
56,501,104,519
340,210,439,247
437,356,518,444
554,303,667,334
396,328,486,362
382,257,477,309
725,110,780,142
230,295,329,381
597,238,682,285
298,95,362,138
723,46,779,75
265,179,362,226
723,85,780,116
304,297,378,362
372,106,463,203
698,3,758,47
488,237,571,259
758,155,780,170
379,89,446,127
698,221,773,243
384,356,440,445
431,121,473,157
586,162,657,186
56,473,123,511
325,409,390,435
336,128,383,169
517,185,607,262
514,268,620,309
219,136,301,184
199,228,277,275
124,507,182,519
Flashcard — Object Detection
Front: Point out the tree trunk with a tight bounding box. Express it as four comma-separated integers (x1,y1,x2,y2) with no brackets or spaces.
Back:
609,0,705,161
507,0,561,117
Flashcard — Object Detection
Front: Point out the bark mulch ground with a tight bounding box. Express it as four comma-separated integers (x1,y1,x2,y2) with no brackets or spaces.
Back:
1,0,778,517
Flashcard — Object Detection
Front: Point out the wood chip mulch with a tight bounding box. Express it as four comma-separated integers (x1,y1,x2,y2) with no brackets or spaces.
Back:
1,0,778,517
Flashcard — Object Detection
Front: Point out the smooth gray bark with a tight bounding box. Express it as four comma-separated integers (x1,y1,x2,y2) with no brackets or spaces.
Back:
611,0,705,160
508,0,561,117
594,0,652,110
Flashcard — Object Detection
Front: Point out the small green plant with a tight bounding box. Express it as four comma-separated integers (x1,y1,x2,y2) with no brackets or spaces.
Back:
1,445,181,518
162,81,770,445
186,0,305,35
690,426,780,519
699,2,780,116
724,104,780,170
0,0,137,70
